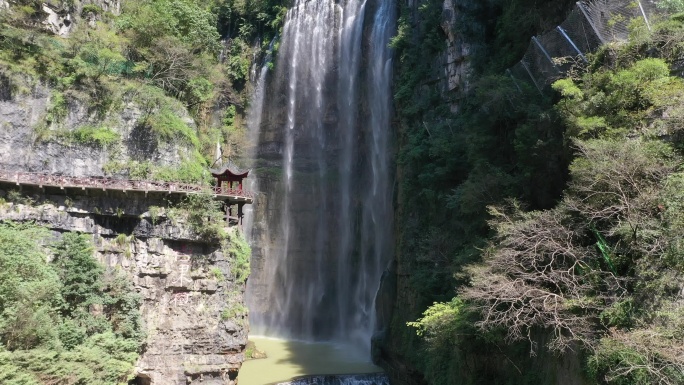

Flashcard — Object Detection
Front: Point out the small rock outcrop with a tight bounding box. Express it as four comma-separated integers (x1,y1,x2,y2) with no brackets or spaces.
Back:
441,0,473,94
40,0,121,36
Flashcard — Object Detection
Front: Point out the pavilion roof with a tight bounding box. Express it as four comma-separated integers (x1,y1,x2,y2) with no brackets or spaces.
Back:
209,162,250,178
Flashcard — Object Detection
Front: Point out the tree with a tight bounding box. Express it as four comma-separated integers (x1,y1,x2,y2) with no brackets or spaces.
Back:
461,203,624,352
52,233,103,316
0,223,61,351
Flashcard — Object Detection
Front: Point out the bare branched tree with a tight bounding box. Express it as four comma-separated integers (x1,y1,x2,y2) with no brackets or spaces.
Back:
567,140,672,225
146,37,197,98
567,139,675,257
461,138,679,354
462,206,625,352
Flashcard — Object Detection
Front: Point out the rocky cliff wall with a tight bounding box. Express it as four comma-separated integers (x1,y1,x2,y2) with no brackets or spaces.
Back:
0,83,192,177
373,0,582,385
0,1,253,383
0,185,248,385
40,0,121,36
0,74,248,384
373,1,478,383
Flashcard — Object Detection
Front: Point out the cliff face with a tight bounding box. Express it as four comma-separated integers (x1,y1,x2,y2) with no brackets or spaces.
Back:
374,1,478,383
376,0,586,384
0,83,192,177
0,2,251,382
0,184,248,385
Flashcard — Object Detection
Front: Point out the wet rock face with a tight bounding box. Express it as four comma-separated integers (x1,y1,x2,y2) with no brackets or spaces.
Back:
441,0,472,94
374,1,479,383
0,75,11,102
0,190,248,385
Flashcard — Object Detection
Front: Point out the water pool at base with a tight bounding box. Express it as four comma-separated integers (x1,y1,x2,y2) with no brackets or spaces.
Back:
238,336,384,385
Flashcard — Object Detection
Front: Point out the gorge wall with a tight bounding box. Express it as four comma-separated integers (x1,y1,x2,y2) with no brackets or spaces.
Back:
0,1,253,382
0,101,247,384
1,0,633,384
375,0,585,384
0,84,249,383
0,186,248,384
0,82,193,178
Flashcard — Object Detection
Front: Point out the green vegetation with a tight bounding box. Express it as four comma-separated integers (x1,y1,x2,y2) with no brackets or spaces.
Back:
0,223,143,384
244,340,267,360
657,0,684,12
5,190,34,206
209,267,225,281
221,302,247,321
0,0,288,183
146,109,200,148
152,152,210,184
178,192,227,241
115,233,132,247
66,125,120,147
228,228,251,284
148,205,161,225
395,2,684,383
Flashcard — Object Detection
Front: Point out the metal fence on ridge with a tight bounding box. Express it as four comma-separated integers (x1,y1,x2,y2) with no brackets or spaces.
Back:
507,0,669,94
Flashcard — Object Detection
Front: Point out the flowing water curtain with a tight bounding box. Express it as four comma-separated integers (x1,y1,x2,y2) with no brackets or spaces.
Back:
257,0,339,339
359,0,397,345
245,0,397,355
335,0,369,343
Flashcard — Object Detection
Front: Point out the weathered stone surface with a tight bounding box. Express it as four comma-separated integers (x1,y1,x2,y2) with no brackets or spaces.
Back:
42,3,73,36
0,5,246,381
36,0,121,36
0,84,192,178
441,0,472,94
0,198,248,385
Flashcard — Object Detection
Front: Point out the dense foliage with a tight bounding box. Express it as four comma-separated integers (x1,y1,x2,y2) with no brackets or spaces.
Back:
395,2,684,385
388,2,573,382
0,223,143,384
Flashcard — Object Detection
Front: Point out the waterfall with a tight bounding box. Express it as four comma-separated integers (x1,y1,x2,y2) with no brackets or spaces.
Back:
247,0,396,357
243,38,275,242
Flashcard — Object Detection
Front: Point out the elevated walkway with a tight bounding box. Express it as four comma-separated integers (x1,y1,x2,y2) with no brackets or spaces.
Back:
0,170,254,204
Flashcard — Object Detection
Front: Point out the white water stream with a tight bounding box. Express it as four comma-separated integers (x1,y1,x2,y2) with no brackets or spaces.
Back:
244,1,396,379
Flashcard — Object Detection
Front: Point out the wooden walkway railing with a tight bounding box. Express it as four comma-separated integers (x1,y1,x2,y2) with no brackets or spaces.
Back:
0,170,254,201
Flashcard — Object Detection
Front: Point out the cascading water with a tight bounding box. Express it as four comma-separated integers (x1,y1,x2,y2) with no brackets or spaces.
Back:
246,0,396,358
243,37,275,242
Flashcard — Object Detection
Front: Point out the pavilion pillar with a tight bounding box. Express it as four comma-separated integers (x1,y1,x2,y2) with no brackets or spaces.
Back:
225,203,230,227
238,203,245,228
